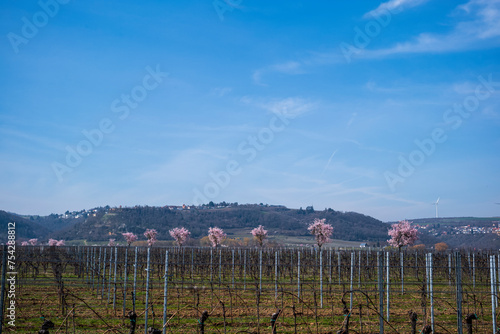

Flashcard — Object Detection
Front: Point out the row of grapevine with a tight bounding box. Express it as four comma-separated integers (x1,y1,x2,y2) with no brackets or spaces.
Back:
1,245,499,333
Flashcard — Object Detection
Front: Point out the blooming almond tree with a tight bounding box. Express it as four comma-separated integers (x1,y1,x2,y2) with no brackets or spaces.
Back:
29,238,38,246
49,239,65,246
208,227,226,248
169,227,191,247
308,218,333,249
251,225,268,247
387,220,418,250
122,232,138,246
21,241,29,246
144,229,158,247
108,239,116,247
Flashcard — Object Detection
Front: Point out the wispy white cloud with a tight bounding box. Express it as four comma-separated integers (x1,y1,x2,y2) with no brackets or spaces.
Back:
252,61,305,85
364,0,500,56
481,105,500,119
321,149,338,176
254,0,500,77
0,128,64,151
262,97,315,118
363,0,430,19
240,96,316,118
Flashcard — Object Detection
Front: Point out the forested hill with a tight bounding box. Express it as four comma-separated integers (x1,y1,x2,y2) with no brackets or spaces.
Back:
47,204,389,243
4,205,499,248
0,210,50,240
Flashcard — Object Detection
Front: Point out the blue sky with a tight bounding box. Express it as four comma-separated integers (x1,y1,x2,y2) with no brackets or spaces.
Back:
1,0,500,221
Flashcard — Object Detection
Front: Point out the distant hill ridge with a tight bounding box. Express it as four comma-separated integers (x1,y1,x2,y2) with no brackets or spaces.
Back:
1,204,388,243
1,204,499,249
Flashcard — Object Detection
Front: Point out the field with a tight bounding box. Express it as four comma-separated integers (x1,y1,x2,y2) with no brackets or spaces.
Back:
2,246,499,333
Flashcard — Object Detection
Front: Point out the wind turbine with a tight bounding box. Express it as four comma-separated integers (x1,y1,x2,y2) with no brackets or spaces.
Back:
433,197,440,218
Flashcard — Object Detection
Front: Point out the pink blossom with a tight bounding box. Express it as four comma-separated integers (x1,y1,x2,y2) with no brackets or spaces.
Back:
122,232,138,246
48,239,58,246
56,239,65,246
29,238,38,246
208,227,226,247
307,218,333,248
21,241,29,246
144,229,158,247
108,239,116,247
387,220,418,249
251,225,268,247
169,227,191,247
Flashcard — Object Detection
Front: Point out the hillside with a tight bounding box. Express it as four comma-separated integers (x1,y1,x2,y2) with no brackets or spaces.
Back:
3,205,499,249
48,204,390,244
0,210,50,240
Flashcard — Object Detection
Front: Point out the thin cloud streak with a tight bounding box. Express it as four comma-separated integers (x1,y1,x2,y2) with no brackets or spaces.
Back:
363,0,500,57
252,0,500,80
363,0,430,19
321,150,338,176
252,61,305,85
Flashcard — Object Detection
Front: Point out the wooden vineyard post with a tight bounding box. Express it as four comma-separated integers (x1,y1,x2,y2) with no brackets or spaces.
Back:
91,247,95,290
472,252,476,289
495,254,499,309
123,247,128,317
319,249,323,308
350,252,354,311
426,253,430,300
490,255,498,334
498,254,500,309
210,248,213,282
101,248,107,300
162,250,169,334
456,252,463,334
449,253,452,286
113,247,118,313
232,249,235,289
358,250,361,288
275,251,278,301
297,250,301,300
414,251,418,280
144,247,151,334
107,247,113,304
329,248,332,284
133,247,138,313
191,248,194,283
82,247,89,284
97,247,102,297
87,247,92,288
400,252,404,294
377,251,384,334
338,251,341,285
259,249,262,293
218,249,222,286
428,253,434,333
386,251,390,322
77,245,82,278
